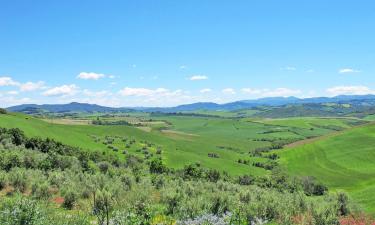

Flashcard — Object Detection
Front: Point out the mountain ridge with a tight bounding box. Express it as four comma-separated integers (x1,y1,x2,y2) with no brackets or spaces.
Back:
6,94,375,113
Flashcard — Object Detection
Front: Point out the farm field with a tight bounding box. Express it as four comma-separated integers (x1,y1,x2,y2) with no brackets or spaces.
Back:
278,123,375,214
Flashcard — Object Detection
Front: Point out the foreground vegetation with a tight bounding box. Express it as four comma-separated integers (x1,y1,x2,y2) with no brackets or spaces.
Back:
0,126,359,224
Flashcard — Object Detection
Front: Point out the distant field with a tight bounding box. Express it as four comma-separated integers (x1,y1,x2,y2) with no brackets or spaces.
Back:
0,112,368,179
0,113,269,175
364,114,375,121
279,123,375,213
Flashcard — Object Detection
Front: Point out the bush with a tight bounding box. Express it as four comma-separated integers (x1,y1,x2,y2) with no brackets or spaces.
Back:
238,175,254,185
98,161,110,174
8,169,28,193
183,163,203,179
32,182,51,200
0,108,7,114
0,172,7,190
63,189,78,210
301,176,327,196
149,159,168,174
0,196,43,224
206,169,221,183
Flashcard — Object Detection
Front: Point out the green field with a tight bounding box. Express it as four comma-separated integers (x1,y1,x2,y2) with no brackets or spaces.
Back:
279,123,375,213
0,113,361,177
0,113,268,176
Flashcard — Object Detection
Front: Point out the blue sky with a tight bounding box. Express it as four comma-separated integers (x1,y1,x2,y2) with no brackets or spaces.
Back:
1,0,374,107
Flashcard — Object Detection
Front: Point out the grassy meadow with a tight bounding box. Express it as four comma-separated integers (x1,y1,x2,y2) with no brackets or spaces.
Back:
0,112,362,177
279,123,375,213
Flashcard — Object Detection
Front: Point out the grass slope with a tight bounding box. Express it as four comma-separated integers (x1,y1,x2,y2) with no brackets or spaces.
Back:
279,123,375,213
0,113,267,176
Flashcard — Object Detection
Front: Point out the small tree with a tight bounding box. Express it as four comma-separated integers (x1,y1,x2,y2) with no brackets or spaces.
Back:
93,190,116,225
63,189,78,210
149,159,168,174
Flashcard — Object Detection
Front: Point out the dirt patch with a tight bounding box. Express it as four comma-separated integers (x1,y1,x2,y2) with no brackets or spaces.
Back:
53,196,65,205
42,119,90,125
161,130,198,137
160,129,199,140
136,126,152,132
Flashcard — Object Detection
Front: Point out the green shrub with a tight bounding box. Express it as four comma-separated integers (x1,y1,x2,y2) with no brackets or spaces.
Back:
31,182,51,200
0,196,43,224
62,189,78,210
8,169,28,193
0,171,6,190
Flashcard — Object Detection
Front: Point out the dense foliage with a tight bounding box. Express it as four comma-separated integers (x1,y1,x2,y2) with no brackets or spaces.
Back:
0,127,361,224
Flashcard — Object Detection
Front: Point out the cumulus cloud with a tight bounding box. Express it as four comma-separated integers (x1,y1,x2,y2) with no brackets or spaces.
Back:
222,88,236,95
83,89,111,98
241,87,301,97
7,91,18,95
280,66,296,71
200,88,212,93
0,77,19,86
0,96,33,107
20,81,46,92
338,68,361,74
77,72,105,80
118,87,178,97
190,75,208,81
43,84,79,97
117,87,196,106
326,86,375,96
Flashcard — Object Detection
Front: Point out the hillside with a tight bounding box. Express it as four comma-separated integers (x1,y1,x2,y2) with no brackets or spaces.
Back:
279,123,375,213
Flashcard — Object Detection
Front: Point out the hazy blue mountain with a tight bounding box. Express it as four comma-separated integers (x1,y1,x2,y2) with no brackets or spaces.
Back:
6,95,375,113
7,102,117,113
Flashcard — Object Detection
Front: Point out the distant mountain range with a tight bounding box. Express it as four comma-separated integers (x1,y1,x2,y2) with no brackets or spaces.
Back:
6,94,375,113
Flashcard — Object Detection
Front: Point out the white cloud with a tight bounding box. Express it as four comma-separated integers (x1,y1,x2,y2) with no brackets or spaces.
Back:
241,88,263,95
200,88,212,93
83,89,111,98
0,77,19,86
108,75,116,79
118,87,170,97
77,72,105,80
241,87,301,97
306,69,314,73
222,88,236,95
338,68,361,74
179,65,187,69
43,84,79,97
20,81,45,92
190,75,208,81
118,87,194,106
280,66,296,71
0,96,33,107
326,86,375,96
262,88,301,97
7,91,18,95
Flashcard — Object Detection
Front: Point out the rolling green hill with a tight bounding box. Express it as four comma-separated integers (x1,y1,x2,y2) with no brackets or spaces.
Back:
0,113,269,176
1,112,362,177
279,123,375,213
